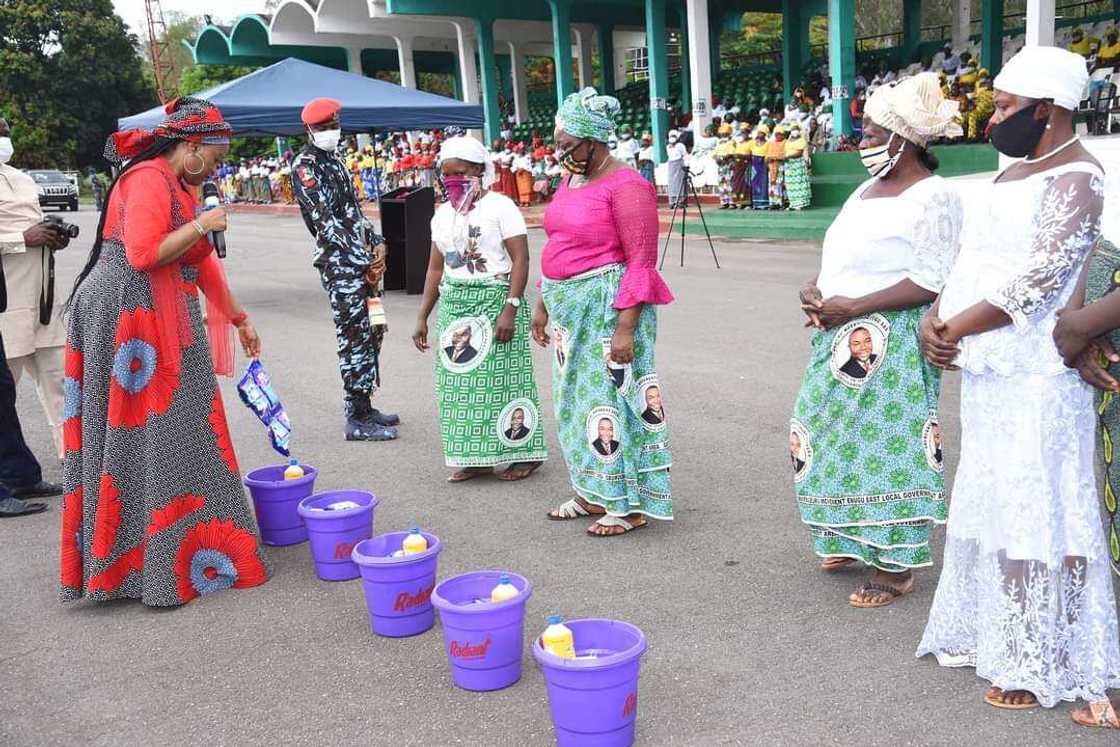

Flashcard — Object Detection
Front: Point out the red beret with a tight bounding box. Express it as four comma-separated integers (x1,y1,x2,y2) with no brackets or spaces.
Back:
301,97,341,126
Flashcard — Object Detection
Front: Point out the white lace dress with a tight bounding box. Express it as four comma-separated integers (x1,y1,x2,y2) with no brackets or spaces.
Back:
916,162,1120,707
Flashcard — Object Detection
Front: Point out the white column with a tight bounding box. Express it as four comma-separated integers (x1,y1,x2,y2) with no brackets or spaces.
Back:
951,0,970,50
686,0,712,141
575,26,594,89
455,23,481,105
1025,0,1057,46
395,36,417,88
346,46,363,75
508,42,529,125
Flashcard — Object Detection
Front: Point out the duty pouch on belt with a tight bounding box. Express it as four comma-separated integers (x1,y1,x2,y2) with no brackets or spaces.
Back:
362,221,388,328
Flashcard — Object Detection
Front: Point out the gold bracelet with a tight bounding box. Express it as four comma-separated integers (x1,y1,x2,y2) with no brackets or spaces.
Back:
191,219,206,237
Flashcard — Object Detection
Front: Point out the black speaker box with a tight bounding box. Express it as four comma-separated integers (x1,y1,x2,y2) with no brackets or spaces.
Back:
380,186,434,294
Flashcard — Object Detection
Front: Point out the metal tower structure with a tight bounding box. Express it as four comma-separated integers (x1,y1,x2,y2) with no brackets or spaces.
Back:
145,0,176,103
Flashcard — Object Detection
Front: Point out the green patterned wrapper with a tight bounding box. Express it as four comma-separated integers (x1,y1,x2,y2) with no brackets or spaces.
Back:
1084,238,1120,578
791,307,946,572
435,277,547,468
541,264,672,519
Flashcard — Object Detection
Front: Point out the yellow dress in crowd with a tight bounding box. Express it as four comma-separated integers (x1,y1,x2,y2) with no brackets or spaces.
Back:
1099,40,1120,67
1071,35,1098,58
966,85,995,140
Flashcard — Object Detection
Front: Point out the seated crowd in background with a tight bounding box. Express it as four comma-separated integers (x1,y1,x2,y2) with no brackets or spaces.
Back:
210,130,448,206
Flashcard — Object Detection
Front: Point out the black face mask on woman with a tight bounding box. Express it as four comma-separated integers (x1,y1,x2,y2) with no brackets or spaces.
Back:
989,101,1047,158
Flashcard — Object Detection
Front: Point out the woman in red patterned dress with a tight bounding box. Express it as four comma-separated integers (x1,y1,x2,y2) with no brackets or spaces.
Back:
61,98,269,606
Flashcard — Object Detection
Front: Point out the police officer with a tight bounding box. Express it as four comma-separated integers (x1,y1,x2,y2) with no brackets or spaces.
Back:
292,97,399,441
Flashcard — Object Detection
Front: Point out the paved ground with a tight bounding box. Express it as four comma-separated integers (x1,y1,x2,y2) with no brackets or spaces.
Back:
2,207,1115,746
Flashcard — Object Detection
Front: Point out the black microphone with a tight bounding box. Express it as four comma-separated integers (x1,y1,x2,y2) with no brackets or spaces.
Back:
201,182,226,258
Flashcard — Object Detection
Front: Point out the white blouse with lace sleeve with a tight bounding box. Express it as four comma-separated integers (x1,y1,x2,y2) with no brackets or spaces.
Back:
938,162,1106,376
817,175,962,299
907,186,964,293
987,170,1104,329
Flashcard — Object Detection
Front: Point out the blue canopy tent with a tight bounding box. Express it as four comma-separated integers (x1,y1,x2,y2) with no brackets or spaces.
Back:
117,58,484,134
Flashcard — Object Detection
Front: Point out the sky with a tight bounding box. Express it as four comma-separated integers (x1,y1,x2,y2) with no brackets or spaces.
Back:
111,0,269,38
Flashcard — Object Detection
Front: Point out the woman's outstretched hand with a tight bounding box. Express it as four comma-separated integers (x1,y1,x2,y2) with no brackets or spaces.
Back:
412,319,430,352
531,304,550,347
238,320,261,359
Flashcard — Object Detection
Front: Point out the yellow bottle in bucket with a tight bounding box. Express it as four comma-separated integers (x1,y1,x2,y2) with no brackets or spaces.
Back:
402,527,428,555
490,574,519,603
542,615,576,659
283,458,305,480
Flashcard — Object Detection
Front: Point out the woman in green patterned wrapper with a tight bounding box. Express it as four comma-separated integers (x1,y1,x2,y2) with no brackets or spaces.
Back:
1053,237,1120,728
792,73,963,607
412,133,547,482
533,88,674,537
1055,238,1120,580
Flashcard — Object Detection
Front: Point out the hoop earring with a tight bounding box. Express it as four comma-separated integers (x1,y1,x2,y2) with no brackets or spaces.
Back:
185,151,206,176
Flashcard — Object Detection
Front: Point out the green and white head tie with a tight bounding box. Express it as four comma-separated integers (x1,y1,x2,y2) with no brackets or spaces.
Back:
555,87,621,143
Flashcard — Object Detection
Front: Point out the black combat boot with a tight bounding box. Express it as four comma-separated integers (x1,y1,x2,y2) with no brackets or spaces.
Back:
345,397,398,441
367,407,400,427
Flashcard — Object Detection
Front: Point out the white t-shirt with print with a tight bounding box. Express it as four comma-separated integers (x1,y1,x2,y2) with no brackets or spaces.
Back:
430,191,527,280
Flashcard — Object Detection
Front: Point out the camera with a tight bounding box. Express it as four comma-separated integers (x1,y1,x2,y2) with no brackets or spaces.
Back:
43,215,80,239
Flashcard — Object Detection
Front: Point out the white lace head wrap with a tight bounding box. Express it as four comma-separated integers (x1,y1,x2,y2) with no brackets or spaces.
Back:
864,72,962,146
993,45,1088,111
438,134,495,187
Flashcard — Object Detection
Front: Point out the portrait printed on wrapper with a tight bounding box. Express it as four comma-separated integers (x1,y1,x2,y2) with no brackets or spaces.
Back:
634,375,666,431
552,323,570,371
586,406,622,463
601,338,632,392
789,418,812,483
439,315,492,373
829,314,890,389
923,418,944,473
497,399,539,447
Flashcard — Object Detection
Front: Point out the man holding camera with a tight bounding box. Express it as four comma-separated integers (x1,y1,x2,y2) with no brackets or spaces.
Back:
0,116,65,511
292,98,399,442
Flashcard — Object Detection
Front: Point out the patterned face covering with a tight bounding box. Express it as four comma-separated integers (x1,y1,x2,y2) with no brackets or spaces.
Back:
559,141,595,175
860,132,904,178
442,175,481,214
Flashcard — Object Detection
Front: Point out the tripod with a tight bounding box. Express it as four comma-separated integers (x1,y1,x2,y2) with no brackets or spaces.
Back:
659,167,720,270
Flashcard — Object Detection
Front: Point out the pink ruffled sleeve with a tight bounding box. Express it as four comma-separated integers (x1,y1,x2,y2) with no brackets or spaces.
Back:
608,173,674,308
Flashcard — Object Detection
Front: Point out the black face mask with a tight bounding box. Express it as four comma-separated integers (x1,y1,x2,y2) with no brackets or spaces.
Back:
989,101,1047,158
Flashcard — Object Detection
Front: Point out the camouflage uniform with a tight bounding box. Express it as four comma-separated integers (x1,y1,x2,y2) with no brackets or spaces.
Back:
292,143,394,435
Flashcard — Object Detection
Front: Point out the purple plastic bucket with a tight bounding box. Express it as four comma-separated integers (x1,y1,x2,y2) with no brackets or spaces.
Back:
296,490,378,581
431,570,533,691
243,464,318,546
351,531,442,637
533,619,648,747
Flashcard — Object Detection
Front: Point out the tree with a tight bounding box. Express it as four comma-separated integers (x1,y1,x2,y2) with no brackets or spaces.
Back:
417,72,455,98
139,10,205,96
178,62,259,97
0,0,156,169
178,62,276,162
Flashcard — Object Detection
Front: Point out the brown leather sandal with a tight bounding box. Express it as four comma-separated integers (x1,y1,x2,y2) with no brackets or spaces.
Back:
984,687,1039,710
1071,699,1120,728
849,576,913,608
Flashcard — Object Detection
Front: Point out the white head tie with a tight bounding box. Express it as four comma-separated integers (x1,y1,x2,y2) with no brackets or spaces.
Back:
438,135,495,187
993,45,1088,111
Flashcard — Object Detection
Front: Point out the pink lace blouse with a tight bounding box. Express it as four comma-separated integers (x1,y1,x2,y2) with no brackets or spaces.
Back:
541,168,674,308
